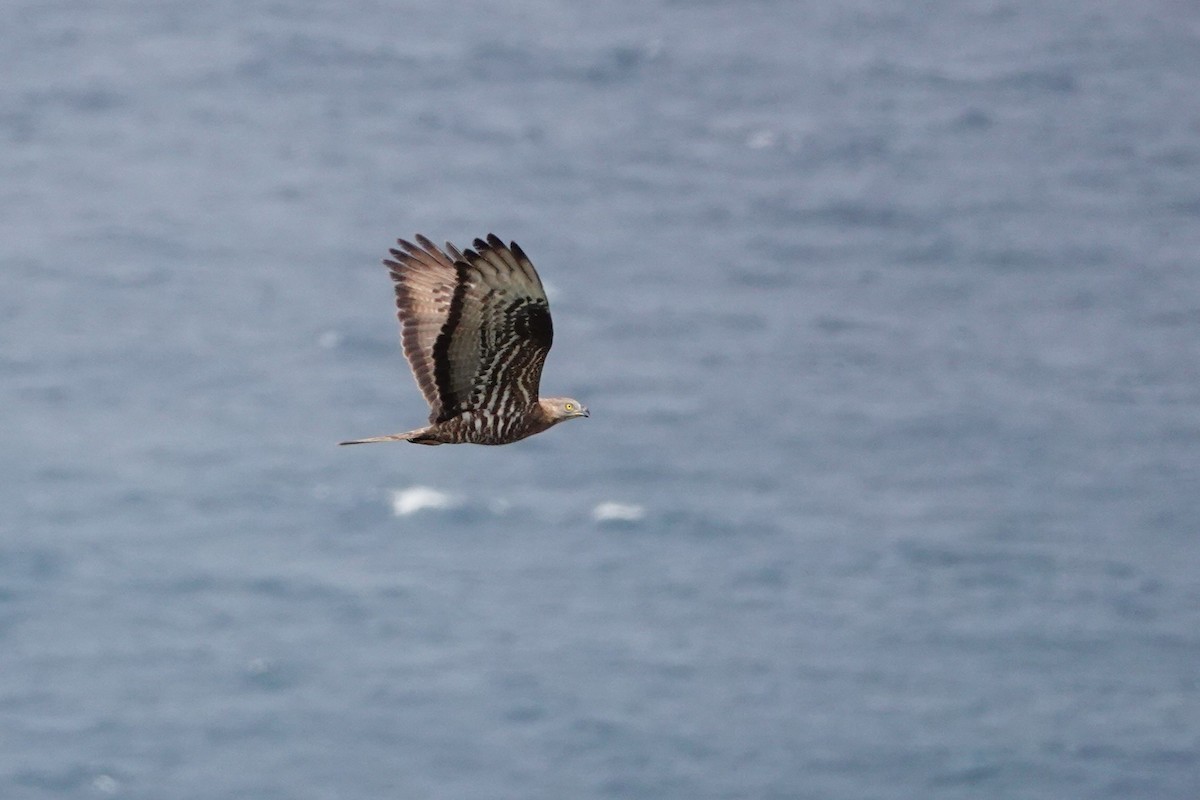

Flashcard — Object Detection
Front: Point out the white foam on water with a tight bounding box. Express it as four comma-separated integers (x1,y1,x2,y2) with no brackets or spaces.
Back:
591,501,646,523
390,486,459,516
91,775,119,795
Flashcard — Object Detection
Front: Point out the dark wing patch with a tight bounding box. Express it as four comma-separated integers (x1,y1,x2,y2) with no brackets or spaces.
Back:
513,297,553,348
430,259,474,420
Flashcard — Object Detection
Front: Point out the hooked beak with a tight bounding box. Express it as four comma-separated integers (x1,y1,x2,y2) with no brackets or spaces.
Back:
578,407,590,418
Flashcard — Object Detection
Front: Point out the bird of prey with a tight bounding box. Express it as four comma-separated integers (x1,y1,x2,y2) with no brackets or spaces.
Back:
340,234,589,446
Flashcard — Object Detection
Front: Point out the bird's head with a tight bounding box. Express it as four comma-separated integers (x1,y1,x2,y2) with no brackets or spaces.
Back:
539,396,590,424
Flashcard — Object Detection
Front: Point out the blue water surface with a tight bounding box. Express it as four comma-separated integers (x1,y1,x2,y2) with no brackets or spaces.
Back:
3,1,1199,798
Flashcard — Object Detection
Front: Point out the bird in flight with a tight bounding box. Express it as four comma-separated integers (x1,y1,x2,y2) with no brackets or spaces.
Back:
340,234,589,446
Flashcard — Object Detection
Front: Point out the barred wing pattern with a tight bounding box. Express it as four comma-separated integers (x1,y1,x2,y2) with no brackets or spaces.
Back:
384,235,462,420
385,234,553,426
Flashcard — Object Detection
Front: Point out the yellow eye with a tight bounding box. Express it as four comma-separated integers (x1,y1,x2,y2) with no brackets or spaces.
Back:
565,403,574,411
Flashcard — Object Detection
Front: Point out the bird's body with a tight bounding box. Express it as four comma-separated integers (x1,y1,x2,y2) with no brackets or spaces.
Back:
340,234,588,446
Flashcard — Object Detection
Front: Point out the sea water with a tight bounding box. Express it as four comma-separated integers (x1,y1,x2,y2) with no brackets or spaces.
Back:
3,1,1199,797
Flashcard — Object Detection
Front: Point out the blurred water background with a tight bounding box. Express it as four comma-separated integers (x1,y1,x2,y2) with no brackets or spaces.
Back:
3,1,1199,798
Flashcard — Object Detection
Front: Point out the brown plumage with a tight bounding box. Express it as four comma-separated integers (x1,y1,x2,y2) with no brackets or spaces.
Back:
340,234,589,446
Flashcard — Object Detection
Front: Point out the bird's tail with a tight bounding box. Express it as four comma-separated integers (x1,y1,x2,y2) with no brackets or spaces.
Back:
338,427,429,446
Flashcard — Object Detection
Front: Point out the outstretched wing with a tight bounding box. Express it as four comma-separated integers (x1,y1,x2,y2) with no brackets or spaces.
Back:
383,235,466,420
434,234,553,423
